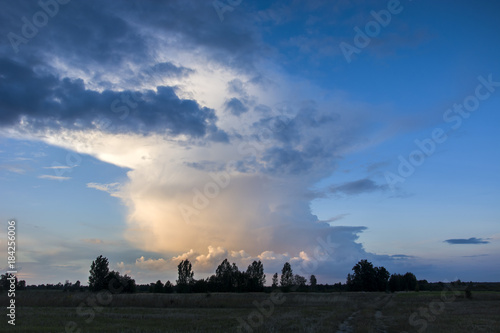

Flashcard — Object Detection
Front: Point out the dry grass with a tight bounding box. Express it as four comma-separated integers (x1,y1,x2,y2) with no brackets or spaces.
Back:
0,291,499,332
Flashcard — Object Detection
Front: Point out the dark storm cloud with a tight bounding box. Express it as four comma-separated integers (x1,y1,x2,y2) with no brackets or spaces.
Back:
330,178,388,195
0,58,227,140
1,1,259,70
444,238,490,245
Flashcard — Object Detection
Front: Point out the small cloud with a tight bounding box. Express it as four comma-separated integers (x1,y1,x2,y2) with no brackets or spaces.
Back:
135,256,170,271
43,165,73,169
0,164,26,174
444,237,490,245
330,178,387,196
319,213,349,224
462,254,489,258
38,175,71,181
391,254,415,259
87,182,121,197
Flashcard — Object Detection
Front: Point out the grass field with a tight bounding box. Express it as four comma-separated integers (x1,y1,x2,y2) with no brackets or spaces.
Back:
1,290,499,332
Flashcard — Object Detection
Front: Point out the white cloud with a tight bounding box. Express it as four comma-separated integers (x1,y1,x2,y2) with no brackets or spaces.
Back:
38,174,71,181
87,182,122,197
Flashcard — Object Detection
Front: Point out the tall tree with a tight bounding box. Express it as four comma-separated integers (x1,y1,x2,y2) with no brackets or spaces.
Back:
347,259,380,291
215,259,239,292
280,262,294,289
375,266,390,291
89,255,109,292
176,260,194,292
403,272,417,291
310,275,317,291
246,260,266,291
272,273,278,288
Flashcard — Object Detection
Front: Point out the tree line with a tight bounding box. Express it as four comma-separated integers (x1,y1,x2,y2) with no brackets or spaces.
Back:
345,259,419,292
4,256,479,293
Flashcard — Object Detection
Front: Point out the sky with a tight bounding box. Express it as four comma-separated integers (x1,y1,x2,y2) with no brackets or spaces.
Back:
0,0,499,285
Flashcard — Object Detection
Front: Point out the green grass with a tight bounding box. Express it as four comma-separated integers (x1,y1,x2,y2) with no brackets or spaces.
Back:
0,291,499,332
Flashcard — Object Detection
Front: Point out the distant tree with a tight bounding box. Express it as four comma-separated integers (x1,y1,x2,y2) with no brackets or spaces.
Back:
272,273,278,288
89,255,109,292
177,260,194,292
294,274,307,286
215,259,240,292
375,266,390,291
246,260,266,291
1,274,17,291
164,280,174,293
417,279,429,291
388,273,418,292
389,274,403,292
403,272,417,291
347,260,388,292
280,262,294,290
106,271,136,293
17,279,26,290
63,280,72,292
347,259,376,291
310,275,317,290
154,280,164,293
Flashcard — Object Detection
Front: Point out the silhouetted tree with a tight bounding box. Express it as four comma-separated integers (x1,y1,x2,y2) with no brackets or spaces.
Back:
310,275,317,291
294,274,307,291
164,280,174,293
388,273,418,292
177,260,194,293
375,266,390,291
347,260,389,292
272,273,278,288
294,274,307,286
348,259,376,291
389,274,403,292
106,271,136,293
1,274,18,291
246,260,266,291
280,262,293,291
89,255,109,292
215,259,240,292
403,272,417,291
154,280,164,293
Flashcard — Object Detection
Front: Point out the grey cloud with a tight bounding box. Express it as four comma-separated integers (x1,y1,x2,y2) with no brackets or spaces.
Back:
319,213,349,223
150,62,195,78
444,238,490,245
225,97,249,116
330,178,388,195
227,79,247,97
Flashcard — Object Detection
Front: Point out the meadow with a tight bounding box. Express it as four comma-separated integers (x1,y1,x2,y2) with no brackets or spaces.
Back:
1,290,499,332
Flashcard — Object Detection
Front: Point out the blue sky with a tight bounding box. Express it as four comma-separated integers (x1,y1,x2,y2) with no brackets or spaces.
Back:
0,0,499,285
